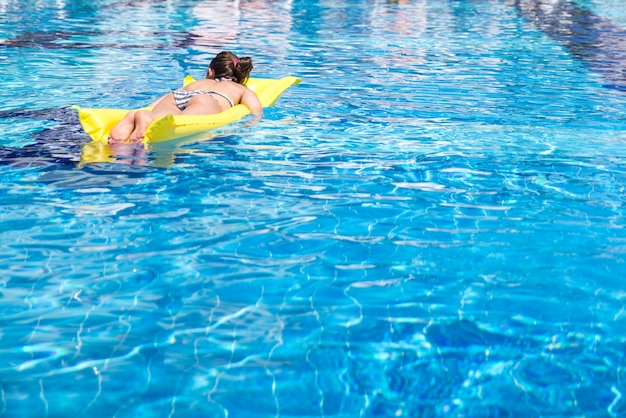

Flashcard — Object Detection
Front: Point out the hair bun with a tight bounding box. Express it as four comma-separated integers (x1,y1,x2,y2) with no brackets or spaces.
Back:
233,57,253,84
209,51,254,84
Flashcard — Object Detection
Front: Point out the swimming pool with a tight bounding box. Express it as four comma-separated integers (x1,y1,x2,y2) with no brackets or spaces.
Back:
1,0,626,416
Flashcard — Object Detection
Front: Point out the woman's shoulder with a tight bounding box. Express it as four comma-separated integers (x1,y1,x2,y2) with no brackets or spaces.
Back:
187,78,247,90
185,79,216,90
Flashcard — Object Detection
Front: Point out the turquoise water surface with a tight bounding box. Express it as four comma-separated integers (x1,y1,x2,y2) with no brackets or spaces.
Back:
1,0,626,416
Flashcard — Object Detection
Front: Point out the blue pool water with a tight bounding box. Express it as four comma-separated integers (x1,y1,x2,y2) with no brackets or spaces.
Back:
2,0,626,416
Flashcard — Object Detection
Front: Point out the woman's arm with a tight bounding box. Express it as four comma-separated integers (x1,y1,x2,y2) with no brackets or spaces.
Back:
240,87,263,117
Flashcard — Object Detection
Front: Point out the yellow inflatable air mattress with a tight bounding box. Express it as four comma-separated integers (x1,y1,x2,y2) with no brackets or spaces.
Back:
74,75,301,143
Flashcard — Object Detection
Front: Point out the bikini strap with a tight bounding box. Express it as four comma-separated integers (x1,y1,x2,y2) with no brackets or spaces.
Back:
206,91,235,108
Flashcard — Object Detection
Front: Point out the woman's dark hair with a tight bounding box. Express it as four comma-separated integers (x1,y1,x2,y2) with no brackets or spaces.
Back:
208,51,253,85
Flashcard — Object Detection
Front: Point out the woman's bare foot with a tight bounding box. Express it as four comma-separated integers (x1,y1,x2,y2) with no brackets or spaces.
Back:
108,111,136,142
129,110,153,142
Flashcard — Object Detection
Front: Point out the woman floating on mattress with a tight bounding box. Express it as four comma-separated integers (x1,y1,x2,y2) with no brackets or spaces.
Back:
108,51,263,143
